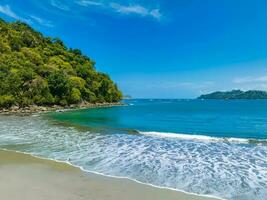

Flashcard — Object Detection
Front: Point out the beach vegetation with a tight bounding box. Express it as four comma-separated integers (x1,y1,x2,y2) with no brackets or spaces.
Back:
0,19,122,108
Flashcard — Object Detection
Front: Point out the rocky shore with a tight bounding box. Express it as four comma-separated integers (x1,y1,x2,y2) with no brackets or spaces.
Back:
0,102,124,115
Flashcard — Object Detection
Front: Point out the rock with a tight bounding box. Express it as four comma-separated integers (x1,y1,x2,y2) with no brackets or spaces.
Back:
40,107,47,111
11,106,19,111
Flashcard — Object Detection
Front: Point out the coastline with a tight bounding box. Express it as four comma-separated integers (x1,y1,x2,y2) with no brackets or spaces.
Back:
0,149,220,200
0,102,124,115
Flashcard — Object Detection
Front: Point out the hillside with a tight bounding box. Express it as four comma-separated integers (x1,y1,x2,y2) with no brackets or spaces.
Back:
0,19,122,109
198,90,267,99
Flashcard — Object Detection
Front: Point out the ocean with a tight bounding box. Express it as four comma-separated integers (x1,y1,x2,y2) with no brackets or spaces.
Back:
0,99,267,200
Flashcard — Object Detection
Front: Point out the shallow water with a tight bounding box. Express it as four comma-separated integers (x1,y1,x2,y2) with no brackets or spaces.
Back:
51,99,267,140
1,99,267,200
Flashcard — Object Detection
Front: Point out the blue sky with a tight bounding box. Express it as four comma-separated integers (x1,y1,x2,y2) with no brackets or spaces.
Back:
1,0,267,98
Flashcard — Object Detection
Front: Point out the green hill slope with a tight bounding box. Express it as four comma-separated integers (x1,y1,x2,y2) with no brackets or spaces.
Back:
0,19,122,108
198,90,267,99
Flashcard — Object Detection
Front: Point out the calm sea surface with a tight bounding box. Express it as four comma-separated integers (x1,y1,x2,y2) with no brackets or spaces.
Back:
1,99,267,200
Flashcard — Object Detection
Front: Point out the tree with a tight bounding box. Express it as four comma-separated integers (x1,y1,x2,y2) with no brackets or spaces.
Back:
69,88,81,103
47,71,71,99
0,18,122,109
0,95,15,108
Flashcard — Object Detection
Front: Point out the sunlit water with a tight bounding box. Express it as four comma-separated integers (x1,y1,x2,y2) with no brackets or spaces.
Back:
0,99,267,200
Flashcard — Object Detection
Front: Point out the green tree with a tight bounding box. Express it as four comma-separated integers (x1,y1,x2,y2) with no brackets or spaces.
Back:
0,95,15,108
47,71,71,99
0,18,122,109
69,88,82,103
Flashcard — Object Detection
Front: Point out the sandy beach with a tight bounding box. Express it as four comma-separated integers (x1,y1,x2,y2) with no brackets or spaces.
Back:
0,150,219,200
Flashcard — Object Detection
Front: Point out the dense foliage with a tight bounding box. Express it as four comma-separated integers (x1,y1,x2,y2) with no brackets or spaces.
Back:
0,19,122,108
198,90,267,99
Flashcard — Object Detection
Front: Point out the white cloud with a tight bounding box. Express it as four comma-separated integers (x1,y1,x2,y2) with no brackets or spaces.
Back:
0,4,54,27
51,1,162,20
174,81,214,89
50,0,70,11
233,76,267,83
0,5,31,23
76,0,103,7
110,3,162,19
30,15,54,27
150,9,161,19
255,84,267,90
146,81,214,90
237,84,267,91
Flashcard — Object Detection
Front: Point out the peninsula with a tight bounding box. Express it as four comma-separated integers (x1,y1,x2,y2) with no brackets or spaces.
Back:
0,18,122,113
198,90,267,99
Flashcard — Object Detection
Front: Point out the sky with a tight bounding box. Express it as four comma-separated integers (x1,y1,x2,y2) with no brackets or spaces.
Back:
1,0,267,98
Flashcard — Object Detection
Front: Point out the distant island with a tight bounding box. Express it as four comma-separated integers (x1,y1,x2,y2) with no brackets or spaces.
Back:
123,95,132,99
198,90,267,99
0,19,122,112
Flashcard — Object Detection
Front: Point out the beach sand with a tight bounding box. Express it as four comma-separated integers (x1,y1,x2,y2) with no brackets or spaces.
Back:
0,150,219,200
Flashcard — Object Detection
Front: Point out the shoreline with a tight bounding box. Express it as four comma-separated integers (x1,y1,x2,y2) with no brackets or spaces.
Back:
0,149,221,200
0,102,124,115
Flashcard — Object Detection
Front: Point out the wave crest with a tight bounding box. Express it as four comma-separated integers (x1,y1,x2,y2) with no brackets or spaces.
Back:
138,131,267,143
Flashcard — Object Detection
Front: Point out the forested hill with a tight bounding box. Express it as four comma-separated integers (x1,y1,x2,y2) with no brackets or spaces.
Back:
198,90,267,99
0,19,122,108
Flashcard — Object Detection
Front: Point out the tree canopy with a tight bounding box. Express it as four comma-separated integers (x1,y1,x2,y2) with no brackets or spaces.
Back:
0,18,122,108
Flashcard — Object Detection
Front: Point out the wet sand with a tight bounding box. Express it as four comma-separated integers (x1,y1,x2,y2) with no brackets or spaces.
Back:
0,150,219,200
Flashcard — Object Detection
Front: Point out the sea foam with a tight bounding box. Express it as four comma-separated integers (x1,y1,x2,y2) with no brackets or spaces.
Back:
0,115,267,200
138,131,267,143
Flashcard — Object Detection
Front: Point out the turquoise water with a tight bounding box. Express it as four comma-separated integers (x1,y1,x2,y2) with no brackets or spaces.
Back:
52,99,267,140
0,99,267,200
